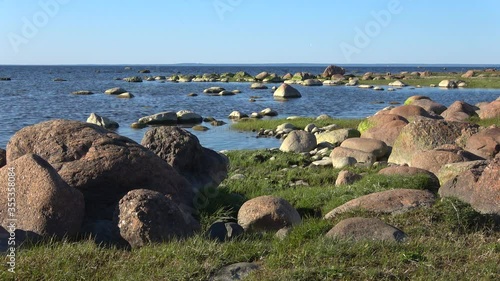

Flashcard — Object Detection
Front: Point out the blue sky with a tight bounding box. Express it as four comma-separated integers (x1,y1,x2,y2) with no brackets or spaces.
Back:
1,0,499,65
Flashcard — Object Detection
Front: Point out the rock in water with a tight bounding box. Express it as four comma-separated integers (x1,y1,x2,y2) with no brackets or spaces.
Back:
141,126,228,191
273,83,301,99
6,120,193,220
115,189,200,248
322,65,346,77
104,87,127,95
86,113,119,129
0,154,84,238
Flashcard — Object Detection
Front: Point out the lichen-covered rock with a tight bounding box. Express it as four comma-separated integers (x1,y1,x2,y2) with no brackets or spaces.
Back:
479,100,500,119
388,119,479,165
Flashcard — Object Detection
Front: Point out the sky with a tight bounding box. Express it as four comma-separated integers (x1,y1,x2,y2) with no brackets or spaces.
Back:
0,0,499,65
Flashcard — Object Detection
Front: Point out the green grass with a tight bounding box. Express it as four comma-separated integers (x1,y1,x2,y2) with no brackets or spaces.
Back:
5,150,499,281
230,117,363,132
357,73,500,88
467,116,500,127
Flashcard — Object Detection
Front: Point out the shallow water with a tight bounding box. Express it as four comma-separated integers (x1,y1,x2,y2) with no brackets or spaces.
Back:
0,65,499,151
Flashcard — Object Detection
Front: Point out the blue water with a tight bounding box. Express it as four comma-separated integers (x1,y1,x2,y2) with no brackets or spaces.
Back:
0,65,499,151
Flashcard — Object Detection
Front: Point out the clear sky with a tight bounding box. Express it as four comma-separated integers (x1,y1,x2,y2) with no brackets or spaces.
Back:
1,0,499,65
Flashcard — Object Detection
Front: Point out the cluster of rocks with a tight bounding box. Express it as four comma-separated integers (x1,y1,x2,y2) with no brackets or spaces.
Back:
228,108,278,121
131,110,203,129
72,87,135,99
0,121,229,248
271,95,500,233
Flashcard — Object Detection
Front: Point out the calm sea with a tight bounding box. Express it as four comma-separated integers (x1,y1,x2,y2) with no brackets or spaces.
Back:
0,64,499,151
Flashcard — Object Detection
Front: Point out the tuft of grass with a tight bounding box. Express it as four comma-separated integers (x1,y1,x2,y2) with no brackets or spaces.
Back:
231,117,363,132
467,116,500,127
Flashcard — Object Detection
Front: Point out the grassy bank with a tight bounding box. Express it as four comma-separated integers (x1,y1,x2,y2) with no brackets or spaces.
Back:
3,150,499,280
357,73,500,89
230,117,363,132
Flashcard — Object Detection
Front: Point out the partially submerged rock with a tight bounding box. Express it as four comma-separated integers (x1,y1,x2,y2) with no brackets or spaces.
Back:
273,83,301,99
86,113,119,129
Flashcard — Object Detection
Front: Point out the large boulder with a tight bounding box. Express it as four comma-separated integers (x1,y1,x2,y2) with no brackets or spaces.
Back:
388,105,433,120
273,83,301,99
6,120,192,220
237,196,301,232
340,138,389,159
141,126,228,191
388,119,479,165
411,99,447,115
462,70,475,78
465,127,500,159
316,128,361,146
0,154,84,238
439,156,500,215
279,131,317,153
325,217,406,242
324,189,436,219
330,147,375,165
86,113,119,129
479,100,500,119
440,101,479,121
115,189,200,248
322,65,346,77
410,146,483,174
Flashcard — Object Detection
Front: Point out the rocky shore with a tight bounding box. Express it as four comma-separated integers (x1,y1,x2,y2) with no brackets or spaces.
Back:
0,83,499,279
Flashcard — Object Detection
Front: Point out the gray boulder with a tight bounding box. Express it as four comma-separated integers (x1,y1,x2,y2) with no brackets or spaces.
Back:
115,189,200,248
325,217,406,242
280,131,317,153
141,126,228,191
